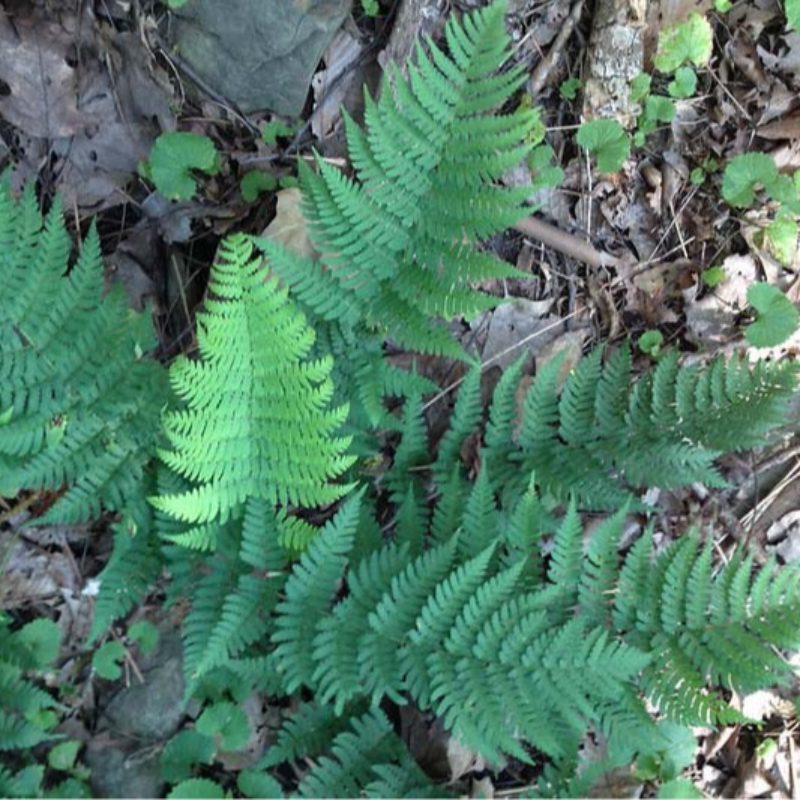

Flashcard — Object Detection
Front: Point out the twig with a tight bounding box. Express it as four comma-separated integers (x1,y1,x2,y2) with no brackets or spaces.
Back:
513,216,621,269
528,0,585,95
0,493,39,527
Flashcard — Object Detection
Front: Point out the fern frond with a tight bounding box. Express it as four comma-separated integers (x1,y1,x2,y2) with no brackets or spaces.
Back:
153,234,355,525
0,179,167,523
293,1,537,358
89,510,161,642
296,709,405,799
272,491,362,693
432,364,482,486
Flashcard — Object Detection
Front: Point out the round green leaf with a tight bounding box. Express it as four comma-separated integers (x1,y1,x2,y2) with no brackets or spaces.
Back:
241,171,278,203
196,702,250,752
576,119,631,173
160,730,216,783
48,740,81,772
722,153,779,208
745,282,800,348
127,621,159,655
145,132,219,201
92,641,126,680
654,14,713,73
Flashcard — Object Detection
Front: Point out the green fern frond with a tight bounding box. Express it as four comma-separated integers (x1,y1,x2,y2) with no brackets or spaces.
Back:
89,509,161,642
153,234,355,526
272,491,362,693
419,345,799,508
431,364,482,486
0,179,167,523
260,702,365,769
296,709,405,799
0,617,61,758
292,1,537,358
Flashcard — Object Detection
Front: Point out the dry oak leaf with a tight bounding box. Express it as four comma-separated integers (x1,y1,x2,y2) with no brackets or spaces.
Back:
0,12,86,139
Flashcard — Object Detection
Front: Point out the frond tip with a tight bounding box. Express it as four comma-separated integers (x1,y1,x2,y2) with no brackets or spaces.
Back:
152,234,355,524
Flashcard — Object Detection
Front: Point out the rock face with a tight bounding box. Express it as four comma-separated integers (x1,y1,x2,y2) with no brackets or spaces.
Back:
85,745,163,800
87,631,186,798
103,631,185,743
170,0,351,115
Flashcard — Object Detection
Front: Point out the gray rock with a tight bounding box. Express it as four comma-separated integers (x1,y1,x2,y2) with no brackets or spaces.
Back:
170,0,351,116
104,632,185,743
85,743,163,799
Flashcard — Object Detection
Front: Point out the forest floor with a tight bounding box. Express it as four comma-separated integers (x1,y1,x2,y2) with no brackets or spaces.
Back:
2,0,800,797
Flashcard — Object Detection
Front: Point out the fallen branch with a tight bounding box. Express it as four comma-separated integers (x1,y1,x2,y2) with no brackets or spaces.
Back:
528,0,585,95
512,215,621,270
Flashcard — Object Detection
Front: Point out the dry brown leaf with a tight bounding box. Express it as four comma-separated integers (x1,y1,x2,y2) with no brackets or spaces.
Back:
312,30,362,140
477,300,560,369
446,737,486,782
0,12,86,138
758,113,800,141
683,253,757,346
262,188,317,260
0,532,77,609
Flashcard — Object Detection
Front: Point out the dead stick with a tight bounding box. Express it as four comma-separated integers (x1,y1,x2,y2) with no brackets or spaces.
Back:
528,0,585,95
512,216,621,269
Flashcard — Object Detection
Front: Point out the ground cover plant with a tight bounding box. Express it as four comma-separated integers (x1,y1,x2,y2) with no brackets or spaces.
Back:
2,0,800,797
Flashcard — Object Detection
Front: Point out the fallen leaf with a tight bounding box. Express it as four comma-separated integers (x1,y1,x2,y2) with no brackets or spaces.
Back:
312,30,362,140
262,188,318,259
0,12,86,138
447,737,486,782
477,300,561,369
683,254,757,346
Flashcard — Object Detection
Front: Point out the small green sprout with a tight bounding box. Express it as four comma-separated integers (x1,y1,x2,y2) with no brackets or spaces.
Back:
765,209,798,266
630,73,652,103
638,330,665,358
262,119,301,146
92,641,127,680
667,66,698,98
560,77,582,100
241,171,278,202
528,144,565,192
702,265,726,287
690,167,706,185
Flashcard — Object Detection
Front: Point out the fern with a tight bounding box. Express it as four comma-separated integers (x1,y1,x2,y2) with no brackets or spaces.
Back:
419,345,799,508
0,178,167,523
0,614,77,797
254,0,536,360
152,234,355,526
